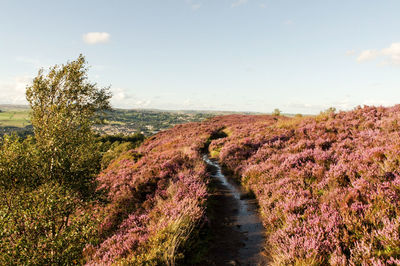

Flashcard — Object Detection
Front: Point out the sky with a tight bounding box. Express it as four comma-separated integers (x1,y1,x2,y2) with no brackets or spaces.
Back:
1,0,400,114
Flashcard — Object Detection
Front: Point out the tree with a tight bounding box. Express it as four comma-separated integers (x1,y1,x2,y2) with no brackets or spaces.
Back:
0,134,40,190
0,55,111,264
26,54,111,199
272,108,281,116
321,107,336,114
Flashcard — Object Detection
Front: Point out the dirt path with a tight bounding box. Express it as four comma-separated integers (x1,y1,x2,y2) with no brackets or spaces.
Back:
203,155,268,266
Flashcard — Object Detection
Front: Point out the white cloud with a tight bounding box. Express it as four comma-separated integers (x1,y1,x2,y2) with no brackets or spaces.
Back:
259,3,267,8
381,42,400,65
82,32,110,45
111,87,130,102
109,87,152,109
231,0,248,8
356,42,400,65
345,49,356,56
357,49,379,62
0,75,32,104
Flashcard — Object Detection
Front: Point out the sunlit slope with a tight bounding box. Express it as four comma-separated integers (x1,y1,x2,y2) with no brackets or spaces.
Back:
209,106,400,265
89,106,400,264
85,115,277,264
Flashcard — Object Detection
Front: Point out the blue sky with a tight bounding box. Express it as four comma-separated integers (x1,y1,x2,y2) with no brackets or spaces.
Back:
1,0,400,113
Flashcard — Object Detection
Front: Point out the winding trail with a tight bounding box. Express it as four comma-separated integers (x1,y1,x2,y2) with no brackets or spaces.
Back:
203,155,268,266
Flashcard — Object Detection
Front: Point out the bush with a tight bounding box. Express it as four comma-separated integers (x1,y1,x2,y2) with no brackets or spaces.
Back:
0,183,100,265
98,133,145,169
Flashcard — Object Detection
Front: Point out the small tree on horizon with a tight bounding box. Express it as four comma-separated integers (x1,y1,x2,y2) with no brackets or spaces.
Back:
272,108,281,116
322,107,336,114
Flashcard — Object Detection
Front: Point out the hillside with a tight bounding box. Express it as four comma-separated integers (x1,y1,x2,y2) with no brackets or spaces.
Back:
87,105,400,265
0,105,257,136
95,108,259,136
207,106,400,264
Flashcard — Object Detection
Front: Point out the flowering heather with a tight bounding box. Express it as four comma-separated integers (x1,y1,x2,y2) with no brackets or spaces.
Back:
84,121,218,264
209,106,400,265
86,107,400,265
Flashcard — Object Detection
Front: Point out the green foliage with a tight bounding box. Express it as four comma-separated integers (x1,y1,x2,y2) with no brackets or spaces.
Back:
0,134,40,190
0,55,110,264
98,133,145,146
101,142,135,169
0,183,100,265
98,133,145,169
272,108,282,116
26,54,111,199
209,149,221,158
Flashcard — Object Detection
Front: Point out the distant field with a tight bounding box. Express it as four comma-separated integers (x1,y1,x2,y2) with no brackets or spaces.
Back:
0,105,272,136
0,110,30,127
0,105,264,136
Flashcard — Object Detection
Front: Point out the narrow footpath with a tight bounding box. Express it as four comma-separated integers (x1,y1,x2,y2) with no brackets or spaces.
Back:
203,155,268,266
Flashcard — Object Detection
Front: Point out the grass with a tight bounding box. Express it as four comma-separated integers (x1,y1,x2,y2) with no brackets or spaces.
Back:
0,111,30,127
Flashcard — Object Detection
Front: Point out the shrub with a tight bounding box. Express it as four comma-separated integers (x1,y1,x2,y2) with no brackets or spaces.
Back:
0,182,100,265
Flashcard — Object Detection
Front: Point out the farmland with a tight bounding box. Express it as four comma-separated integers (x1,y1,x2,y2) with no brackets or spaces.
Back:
0,108,30,128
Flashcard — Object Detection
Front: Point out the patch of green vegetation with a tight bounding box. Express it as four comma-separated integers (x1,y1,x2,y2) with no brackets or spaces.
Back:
209,149,221,158
222,127,233,137
98,133,145,169
0,111,30,127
